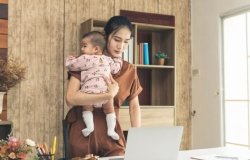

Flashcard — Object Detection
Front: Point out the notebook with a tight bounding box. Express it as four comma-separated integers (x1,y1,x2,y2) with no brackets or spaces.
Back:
123,126,183,160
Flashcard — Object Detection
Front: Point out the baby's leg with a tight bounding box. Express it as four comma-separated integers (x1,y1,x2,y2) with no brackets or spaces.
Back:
103,100,119,140
82,105,94,137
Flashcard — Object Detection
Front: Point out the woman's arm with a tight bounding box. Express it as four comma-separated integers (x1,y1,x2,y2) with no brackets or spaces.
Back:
129,96,141,127
65,76,119,106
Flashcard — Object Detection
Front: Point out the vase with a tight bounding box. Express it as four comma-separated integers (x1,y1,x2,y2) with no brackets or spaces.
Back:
158,58,165,65
0,92,6,116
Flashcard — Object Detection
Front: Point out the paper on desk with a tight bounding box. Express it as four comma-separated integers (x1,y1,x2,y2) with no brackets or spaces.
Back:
97,156,124,160
190,153,249,160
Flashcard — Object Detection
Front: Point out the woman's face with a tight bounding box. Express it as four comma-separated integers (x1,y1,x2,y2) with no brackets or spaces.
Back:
107,27,131,58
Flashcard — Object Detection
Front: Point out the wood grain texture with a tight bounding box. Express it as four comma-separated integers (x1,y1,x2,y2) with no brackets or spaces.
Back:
0,0,8,4
8,0,191,156
159,0,173,15
0,34,7,48
18,0,37,142
0,19,8,34
8,0,64,157
64,0,79,118
172,0,192,149
8,0,22,138
49,0,64,154
76,0,90,53
119,107,174,130
90,0,114,20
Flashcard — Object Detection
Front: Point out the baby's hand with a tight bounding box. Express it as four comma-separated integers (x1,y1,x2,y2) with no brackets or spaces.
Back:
106,76,119,98
66,55,76,61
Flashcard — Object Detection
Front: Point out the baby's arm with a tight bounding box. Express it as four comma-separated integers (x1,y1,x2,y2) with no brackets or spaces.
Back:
66,75,119,106
109,57,123,74
65,55,87,71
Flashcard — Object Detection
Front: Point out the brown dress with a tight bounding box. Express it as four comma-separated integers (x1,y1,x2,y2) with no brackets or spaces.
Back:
65,61,143,158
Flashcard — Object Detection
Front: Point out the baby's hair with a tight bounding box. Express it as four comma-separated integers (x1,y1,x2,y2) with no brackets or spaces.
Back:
81,31,106,51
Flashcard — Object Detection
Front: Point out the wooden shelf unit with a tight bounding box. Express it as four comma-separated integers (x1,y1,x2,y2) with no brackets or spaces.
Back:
80,17,176,129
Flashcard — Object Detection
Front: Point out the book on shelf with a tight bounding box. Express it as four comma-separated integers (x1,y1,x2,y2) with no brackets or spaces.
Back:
128,37,134,63
139,43,144,64
137,42,150,65
143,43,149,65
123,37,134,63
135,44,139,64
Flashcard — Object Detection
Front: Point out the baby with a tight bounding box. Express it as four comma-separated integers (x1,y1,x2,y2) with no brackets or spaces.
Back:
65,31,122,140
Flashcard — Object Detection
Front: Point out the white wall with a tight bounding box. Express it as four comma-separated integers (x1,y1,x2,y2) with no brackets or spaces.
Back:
191,0,250,149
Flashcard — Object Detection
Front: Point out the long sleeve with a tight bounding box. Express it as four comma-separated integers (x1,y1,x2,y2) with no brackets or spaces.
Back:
109,57,123,74
65,55,91,71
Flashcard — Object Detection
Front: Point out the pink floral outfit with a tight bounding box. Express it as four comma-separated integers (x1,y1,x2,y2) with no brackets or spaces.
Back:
66,54,122,107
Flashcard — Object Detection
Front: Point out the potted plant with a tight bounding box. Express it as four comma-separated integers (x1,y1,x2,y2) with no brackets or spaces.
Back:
155,51,168,65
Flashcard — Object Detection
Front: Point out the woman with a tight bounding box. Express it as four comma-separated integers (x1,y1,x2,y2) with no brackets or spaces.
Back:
65,16,143,158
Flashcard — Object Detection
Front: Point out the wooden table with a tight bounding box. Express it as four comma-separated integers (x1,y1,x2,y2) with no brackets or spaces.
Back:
97,147,250,160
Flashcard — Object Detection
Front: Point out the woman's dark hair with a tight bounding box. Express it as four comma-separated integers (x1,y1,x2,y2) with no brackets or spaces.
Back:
104,16,133,38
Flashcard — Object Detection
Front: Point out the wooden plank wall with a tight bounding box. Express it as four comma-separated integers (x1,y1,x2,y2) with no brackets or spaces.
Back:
0,0,8,121
8,0,64,157
8,0,191,157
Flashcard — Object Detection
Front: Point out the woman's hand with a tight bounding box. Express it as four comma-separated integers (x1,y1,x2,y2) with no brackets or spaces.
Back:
107,76,119,98
66,76,118,106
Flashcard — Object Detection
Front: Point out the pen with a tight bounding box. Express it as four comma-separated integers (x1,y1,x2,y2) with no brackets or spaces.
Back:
215,156,238,160
52,136,57,160
190,157,204,160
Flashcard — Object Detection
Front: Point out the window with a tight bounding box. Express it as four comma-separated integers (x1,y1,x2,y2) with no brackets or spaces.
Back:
222,11,250,148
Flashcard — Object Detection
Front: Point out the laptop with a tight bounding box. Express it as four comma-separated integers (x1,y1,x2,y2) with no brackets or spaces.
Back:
122,126,183,160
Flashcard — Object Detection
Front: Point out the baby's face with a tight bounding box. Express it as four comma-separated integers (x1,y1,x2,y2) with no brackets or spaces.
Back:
80,38,96,55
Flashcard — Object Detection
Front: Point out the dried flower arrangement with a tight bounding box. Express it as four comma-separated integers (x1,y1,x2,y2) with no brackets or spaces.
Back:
0,57,27,91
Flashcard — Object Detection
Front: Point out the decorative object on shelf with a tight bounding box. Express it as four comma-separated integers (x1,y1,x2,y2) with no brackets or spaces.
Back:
0,92,5,116
155,51,168,65
0,136,38,160
0,57,27,91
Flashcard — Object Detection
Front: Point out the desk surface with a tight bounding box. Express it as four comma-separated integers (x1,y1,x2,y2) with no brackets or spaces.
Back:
98,147,250,160
178,147,250,160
